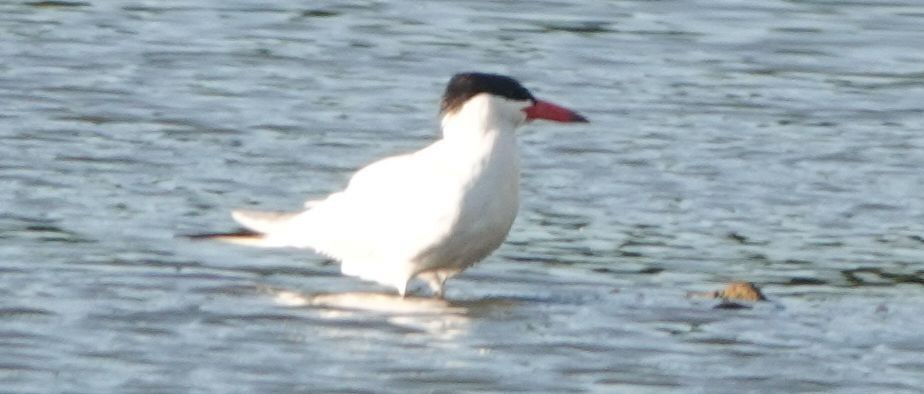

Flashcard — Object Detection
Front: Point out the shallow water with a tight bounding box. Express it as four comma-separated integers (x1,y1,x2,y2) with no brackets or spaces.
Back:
2,0,924,392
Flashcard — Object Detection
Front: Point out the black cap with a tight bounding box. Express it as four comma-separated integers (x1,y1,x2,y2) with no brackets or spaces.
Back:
439,73,535,115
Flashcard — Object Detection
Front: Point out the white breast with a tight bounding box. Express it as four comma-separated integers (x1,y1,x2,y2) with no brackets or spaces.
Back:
411,127,520,273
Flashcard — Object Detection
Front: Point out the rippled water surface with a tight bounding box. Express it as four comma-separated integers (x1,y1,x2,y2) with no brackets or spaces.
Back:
3,0,924,392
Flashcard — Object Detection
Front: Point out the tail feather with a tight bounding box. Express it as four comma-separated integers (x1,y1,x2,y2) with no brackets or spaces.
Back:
185,209,307,248
186,229,276,247
232,210,300,233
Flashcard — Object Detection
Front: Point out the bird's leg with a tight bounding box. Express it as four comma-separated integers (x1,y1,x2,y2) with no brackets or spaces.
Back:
416,272,442,299
420,271,450,299
390,269,414,298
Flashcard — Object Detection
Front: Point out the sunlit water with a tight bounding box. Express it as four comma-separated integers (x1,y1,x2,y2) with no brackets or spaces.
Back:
2,1,924,392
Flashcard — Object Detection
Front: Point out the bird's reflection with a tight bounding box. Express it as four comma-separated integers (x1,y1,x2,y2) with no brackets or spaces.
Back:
275,290,464,314
272,290,480,338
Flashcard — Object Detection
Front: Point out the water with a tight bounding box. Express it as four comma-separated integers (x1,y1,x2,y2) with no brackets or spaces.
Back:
2,0,924,392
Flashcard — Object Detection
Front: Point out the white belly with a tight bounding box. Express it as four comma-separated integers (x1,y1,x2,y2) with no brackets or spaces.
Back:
411,132,520,275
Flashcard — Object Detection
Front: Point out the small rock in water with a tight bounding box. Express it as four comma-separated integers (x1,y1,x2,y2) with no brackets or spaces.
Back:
687,281,767,303
717,281,767,301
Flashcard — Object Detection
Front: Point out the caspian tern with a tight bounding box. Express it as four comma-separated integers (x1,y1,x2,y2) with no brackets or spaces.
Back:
193,72,588,297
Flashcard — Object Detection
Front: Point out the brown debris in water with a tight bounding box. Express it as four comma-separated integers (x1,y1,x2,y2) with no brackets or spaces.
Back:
687,281,767,302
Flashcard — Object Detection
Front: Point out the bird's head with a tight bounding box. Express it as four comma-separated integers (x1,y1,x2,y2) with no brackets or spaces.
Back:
439,72,588,135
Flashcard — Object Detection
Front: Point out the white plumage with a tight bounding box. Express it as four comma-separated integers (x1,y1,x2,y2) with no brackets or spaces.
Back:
198,73,587,297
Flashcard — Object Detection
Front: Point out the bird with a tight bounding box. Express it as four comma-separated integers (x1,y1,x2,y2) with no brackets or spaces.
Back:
191,72,588,298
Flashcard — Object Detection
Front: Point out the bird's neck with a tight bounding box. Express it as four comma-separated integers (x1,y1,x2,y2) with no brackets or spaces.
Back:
439,115,517,163
436,97,521,187
439,95,521,145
